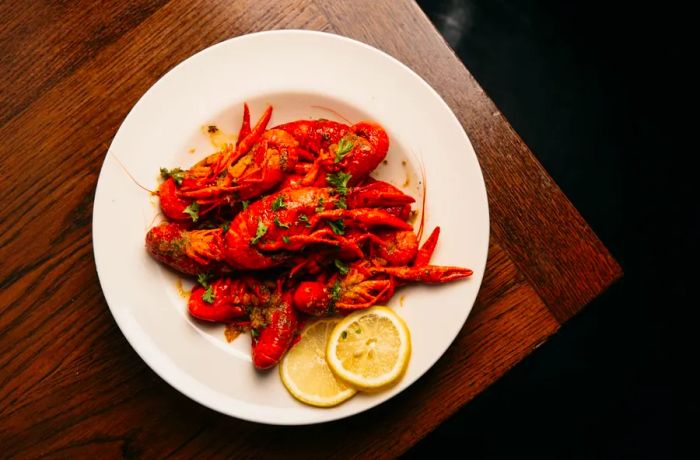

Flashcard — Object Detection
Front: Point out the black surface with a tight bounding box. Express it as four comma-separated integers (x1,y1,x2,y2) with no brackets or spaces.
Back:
407,1,673,458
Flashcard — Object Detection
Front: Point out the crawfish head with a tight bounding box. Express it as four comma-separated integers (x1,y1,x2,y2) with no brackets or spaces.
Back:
145,222,225,275
188,276,272,323
293,266,394,316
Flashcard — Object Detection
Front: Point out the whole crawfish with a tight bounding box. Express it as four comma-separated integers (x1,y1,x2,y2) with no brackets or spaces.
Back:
146,181,416,273
292,227,472,316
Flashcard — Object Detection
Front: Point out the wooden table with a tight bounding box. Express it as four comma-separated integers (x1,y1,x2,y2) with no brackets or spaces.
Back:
0,0,621,457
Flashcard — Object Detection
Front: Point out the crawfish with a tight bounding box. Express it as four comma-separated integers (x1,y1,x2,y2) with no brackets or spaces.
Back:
146,181,415,274
292,227,473,316
282,121,390,188
158,105,302,222
187,276,298,370
188,275,272,322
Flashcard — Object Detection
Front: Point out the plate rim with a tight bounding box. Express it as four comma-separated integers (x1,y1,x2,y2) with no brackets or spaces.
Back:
92,29,490,425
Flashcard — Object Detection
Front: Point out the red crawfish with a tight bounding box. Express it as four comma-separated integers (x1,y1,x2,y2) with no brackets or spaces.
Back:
292,227,473,316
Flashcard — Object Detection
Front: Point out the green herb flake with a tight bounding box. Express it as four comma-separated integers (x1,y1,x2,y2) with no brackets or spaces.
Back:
183,202,200,222
251,328,260,339
202,285,215,304
355,328,362,334
335,196,347,210
274,216,290,229
315,198,325,213
334,138,354,163
341,331,348,340
241,200,250,210
328,219,345,235
282,235,291,244
222,221,230,233
160,167,185,186
271,195,287,211
297,214,311,227
250,219,268,245
330,279,342,302
334,259,349,275
196,273,211,288
326,172,352,195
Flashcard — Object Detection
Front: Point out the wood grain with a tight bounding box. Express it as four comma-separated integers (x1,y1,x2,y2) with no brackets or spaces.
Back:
0,0,620,457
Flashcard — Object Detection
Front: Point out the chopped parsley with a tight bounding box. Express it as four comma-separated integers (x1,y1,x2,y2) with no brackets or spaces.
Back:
196,273,212,288
183,202,200,222
335,196,347,210
297,214,311,227
202,285,215,304
241,200,250,210
282,235,291,244
326,172,352,195
160,167,185,186
330,279,342,301
250,219,268,245
334,138,354,163
327,219,345,235
271,195,287,211
251,328,260,339
341,331,348,340
274,216,289,229
334,259,349,275
315,198,325,213
327,279,343,315
222,221,230,233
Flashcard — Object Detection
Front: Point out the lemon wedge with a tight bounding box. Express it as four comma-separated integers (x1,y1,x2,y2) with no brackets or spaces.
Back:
280,318,357,407
326,306,411,391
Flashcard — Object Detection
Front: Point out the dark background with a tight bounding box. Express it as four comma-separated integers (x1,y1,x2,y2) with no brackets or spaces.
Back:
405,1,674,457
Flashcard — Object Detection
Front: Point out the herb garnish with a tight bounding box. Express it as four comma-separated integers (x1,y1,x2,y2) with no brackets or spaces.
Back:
183,202,200,222
241,200,250,210
315,198,325,212
326,172,352,195
274,216,290,229
271,195,287,211
334,259,349,275
160,167,185,186
330,280,342,301
282,235,291,244
328,219,345,235
298,214,311,227
197,273,212,288
334,138,354,163
250,219,268,245
202,285,215,304
335,196,347,209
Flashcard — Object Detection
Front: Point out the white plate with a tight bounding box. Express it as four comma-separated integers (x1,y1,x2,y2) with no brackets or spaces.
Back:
93,30,489,425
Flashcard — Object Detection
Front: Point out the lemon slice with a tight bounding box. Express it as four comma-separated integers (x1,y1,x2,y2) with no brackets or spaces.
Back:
280,318,357,407
326,306,411,391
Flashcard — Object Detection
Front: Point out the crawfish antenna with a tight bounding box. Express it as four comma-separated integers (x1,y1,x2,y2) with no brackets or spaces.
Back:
109,153,155,194
415,149,427,241
310,105,352,125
